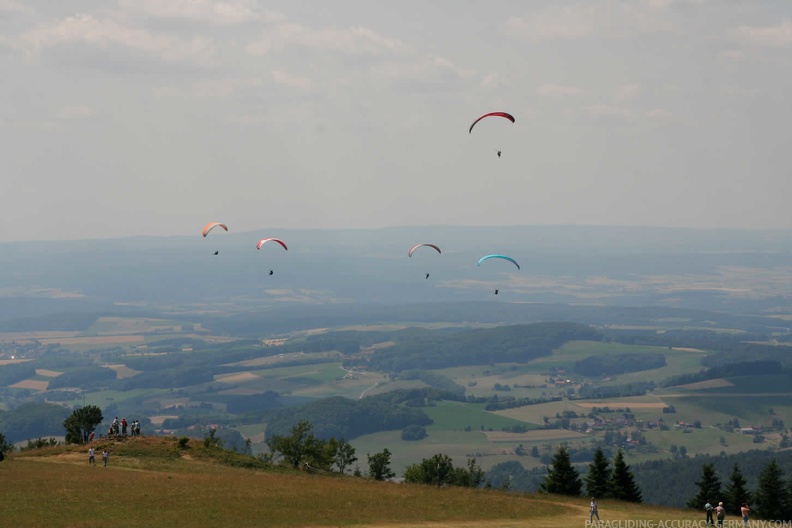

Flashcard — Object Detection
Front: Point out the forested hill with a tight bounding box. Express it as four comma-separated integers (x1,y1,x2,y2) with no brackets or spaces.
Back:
354,322,601,372
632,449,792,509
202,302,781,338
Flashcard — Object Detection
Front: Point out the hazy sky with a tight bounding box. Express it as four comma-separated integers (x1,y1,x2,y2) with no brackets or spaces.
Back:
2,1,791,242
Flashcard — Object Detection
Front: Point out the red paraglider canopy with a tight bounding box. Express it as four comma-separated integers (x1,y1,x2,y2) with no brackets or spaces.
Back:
256,238,288,251
469,112,515,134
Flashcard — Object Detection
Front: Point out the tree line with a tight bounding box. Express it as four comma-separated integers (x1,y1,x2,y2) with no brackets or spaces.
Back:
687,461,792,521
540,446,642,503
358,323,601,372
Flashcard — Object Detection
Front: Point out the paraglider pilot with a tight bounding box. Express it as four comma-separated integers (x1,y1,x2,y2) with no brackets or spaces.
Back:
494,289,499,295
425,273,430,279
269,270,274,276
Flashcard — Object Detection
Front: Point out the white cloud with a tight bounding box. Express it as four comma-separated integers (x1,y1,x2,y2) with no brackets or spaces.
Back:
118,0,283,26
615,83,640,100
509,2,670,40
371,54,475,95
537,83,587,97
644,0,708,9
22,13,216,66
247,23,409,57
271,69,312,90
645,108,672,119
155,78,262,99
584,104,633,118
57,106,93,119
0,34,12,52
718,49,746,61
376,54,472,78
480,72,502,89
0,0,33,18
721,86,760,97
736,20,792,47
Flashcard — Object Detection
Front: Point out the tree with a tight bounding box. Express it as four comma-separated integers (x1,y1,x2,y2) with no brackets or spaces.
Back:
331,438,357,474
687,463,722,510
753,459,787,521
367,448,395,481
203,427,224,448
585,447,611,499
403,453,454,487
449,457,485,488
540,446,582,496
0,431,12,458
267,420,327,470
723,463,752,516
609,449,642,503
63,405,103,444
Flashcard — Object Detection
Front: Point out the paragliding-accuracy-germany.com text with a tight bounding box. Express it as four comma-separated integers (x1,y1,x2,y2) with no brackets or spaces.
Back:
585,522,792,528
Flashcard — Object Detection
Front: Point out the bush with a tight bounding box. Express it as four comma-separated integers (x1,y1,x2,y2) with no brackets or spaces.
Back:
178,437,190,449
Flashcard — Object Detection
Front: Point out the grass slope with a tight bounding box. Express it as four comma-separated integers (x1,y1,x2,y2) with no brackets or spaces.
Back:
1,436,699,528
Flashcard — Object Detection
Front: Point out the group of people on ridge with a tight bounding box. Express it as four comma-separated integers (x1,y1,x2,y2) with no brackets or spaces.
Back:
705,500,750,527
107,417,141,437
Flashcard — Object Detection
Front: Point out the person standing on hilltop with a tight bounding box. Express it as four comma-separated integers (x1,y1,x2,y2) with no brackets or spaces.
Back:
102,449,108,467
715,502,726,528
88,446,95,465
705,501,714,526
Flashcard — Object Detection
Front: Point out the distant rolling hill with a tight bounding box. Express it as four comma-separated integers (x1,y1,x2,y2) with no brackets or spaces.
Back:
1,224,792,319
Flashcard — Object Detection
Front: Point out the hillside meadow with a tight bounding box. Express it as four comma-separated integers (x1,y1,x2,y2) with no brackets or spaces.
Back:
0,437,699,528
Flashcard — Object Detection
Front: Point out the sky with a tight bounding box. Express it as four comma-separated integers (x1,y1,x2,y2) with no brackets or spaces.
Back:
1,0,791,242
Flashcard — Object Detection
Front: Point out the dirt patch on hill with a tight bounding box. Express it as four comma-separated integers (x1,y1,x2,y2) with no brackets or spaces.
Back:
35,369,63,377
106,364,142,379
215,371,260,383
41,335,146,345
10,379,48,390
574,401,668,409
485,429,586,442
149,415,179,426
677,378,735,390
0,359,33,365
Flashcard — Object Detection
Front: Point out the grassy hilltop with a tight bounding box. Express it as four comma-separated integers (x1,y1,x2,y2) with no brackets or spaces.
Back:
1,436,698,528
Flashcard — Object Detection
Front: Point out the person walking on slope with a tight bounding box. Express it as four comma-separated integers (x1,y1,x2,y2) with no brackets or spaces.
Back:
590,498,600,523
705,501,714,526
741,503,750,527
102,449,108,467
88,446,95,465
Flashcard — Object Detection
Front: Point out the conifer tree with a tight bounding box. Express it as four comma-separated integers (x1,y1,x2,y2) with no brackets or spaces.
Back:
753,459,787,521
723,463,751,516
687,463,722,510
609,449,642,503
541,446,582,496
585,447,611,499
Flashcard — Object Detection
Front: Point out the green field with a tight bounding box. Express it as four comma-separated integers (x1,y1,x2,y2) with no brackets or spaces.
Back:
435,341,708,400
